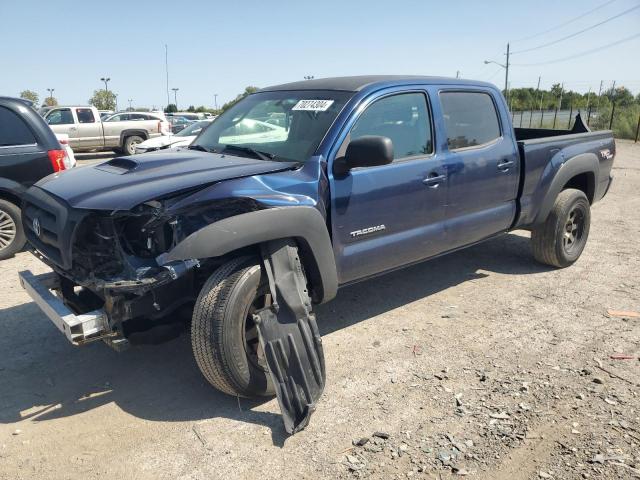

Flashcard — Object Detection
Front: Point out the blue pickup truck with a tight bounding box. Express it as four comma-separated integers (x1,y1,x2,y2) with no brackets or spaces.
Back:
19,76,615,432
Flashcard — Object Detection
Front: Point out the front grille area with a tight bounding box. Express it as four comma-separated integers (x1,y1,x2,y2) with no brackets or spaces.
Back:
22,187,87,270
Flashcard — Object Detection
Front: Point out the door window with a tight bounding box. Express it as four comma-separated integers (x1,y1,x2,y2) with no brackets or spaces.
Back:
0,106,36,146
439,92,501,150
46,108,74,125
350,93,433,160
76,108,96,123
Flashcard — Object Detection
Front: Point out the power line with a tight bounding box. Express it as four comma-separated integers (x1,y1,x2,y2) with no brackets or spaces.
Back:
511,32,640,66
511,3,640,54
512,0,620,43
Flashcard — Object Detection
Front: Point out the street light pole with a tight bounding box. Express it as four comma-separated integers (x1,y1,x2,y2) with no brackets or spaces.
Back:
214,94,218,110
46,88,55,104
484,42,510,102
100,77,111,94
128,98,133,110
172,88,179,110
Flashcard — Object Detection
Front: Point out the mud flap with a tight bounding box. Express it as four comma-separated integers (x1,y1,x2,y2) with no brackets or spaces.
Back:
254,240,326,434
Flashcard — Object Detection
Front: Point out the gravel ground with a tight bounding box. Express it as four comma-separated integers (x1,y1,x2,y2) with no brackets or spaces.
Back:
0,141,638,480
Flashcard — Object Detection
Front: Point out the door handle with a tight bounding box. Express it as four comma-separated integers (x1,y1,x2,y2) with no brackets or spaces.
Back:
69,127,77,131
423,173,446,187
497,159,514,171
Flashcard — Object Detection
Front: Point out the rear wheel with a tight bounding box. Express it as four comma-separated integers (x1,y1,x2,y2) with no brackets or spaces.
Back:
531,188,590,268
0,199,26,260
191,257,274,398
123,135,144,156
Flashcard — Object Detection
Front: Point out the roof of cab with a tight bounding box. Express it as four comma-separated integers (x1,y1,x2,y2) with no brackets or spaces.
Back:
260,75,495,93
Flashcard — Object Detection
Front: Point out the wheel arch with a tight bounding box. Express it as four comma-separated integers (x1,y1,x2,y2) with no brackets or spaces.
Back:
119,129,149,148
157,206,338,304
533,153,599,226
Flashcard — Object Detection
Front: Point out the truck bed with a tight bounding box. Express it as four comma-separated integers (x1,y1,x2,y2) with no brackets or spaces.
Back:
513,114,615,228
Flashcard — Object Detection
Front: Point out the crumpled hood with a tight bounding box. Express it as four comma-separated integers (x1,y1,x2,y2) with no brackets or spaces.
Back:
35,150,298,210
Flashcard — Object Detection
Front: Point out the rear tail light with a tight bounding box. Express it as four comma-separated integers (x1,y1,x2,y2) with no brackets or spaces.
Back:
48,149,67,172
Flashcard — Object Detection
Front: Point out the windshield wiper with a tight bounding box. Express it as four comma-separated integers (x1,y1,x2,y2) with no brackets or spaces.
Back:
188,144,217,153
222,145,276,161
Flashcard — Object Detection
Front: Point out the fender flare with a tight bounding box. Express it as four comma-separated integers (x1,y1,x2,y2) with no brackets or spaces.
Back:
534,152,598,225
0,179,26,204
157,206,338,304
119,129,149,148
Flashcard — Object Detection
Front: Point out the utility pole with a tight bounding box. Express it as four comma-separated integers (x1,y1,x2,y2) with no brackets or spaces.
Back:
529,76,540,127
591,80,604,126
504,43,510,103
456,70,460,79
165,44,170,109
172,88,179,110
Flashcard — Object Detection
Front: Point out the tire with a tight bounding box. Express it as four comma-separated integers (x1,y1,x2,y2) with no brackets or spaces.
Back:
123,135,144,156
0,199,26,260
191,257,274,398
531,188,591,268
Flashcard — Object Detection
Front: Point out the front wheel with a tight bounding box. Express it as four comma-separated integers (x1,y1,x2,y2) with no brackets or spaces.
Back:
191,257,274,398
531,188,591,268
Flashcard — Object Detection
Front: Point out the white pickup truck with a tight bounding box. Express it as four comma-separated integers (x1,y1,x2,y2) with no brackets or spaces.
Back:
44,106,170,155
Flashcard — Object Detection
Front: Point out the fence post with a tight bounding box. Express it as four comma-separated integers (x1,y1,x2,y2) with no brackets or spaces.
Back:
553,107,558,129
609,102,616,130
635,112,640,143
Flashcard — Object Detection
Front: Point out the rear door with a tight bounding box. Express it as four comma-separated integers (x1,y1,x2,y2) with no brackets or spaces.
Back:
0,104,53,188
330,89,447,284
436,89,520,248
45,108,79,148
75,108,103,149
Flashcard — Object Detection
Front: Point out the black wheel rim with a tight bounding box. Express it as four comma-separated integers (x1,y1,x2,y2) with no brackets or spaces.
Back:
562,206,585,254
242,292,271,372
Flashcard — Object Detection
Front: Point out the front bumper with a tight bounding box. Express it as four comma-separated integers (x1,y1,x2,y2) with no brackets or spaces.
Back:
18,270,113,345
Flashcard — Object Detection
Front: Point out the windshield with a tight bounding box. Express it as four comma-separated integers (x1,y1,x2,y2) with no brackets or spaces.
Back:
193,90,352,162
176,120,211,137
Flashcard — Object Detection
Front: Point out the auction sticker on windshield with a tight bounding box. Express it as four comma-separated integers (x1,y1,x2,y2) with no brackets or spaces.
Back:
292,100,334,111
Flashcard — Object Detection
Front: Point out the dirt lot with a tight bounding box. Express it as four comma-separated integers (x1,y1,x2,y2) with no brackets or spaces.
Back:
1,141,638,480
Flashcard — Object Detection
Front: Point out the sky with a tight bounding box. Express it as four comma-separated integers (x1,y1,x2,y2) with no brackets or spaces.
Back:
1,0,639,109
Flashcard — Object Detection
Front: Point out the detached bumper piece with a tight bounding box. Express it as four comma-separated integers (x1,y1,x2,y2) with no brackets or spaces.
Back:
255,240,326,434
18,270,111,345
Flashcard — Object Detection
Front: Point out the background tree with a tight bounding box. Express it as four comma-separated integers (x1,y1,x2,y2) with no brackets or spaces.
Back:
164,103,178,113
43,96,58,107
221,86,259,111
88,89,116,110
20,90,39,106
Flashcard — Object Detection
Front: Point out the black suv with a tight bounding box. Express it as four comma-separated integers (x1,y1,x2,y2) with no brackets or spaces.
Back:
0,97,70,259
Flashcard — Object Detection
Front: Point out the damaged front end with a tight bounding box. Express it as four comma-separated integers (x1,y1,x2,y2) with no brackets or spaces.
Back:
21,190,245,348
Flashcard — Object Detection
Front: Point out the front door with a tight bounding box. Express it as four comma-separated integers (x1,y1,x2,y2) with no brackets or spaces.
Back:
330,90,447,284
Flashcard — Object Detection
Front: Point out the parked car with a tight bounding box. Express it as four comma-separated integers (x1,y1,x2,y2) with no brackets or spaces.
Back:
19,76,614,433
167,115,192,134
43,106,170,155
98,110,114,120
134,119,213,154
54,133,77,167
166,112,206,121
0,96,74,259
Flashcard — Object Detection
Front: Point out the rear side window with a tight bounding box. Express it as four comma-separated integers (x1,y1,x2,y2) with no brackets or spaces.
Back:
440,92,501,150
46,108,74,125
76,108,96,123
351,92,433,160
0,106,37,146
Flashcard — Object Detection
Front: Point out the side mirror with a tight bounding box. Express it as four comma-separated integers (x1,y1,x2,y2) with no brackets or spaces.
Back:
334,135,393,176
